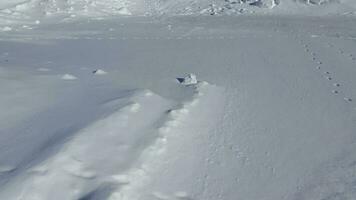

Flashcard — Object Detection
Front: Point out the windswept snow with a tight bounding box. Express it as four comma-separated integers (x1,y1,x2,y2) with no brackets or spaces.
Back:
1,0,356,199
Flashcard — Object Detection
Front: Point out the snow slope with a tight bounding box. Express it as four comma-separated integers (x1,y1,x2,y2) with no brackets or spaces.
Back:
1,14,356,200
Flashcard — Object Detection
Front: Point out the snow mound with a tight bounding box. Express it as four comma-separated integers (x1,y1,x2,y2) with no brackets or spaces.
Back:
0,78,224,200
61,74,77,80
92,69,107,75
0,89,172,200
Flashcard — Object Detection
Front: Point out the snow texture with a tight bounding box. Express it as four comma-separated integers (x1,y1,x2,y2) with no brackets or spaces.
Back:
0,1,356,200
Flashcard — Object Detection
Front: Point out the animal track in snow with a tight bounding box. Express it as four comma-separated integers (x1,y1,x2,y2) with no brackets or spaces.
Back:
344,97,352,102
332,90,338,94
299,40,354,107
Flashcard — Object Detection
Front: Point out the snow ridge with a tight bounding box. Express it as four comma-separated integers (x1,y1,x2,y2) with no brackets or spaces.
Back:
111,81,211,200
0,75,224,200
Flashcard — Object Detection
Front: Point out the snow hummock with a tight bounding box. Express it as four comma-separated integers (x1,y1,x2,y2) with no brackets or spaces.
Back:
61,74,77,80
92,69,107,75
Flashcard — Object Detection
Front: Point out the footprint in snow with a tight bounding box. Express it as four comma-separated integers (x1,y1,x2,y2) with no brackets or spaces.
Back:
344,98,352,102
325,76,332,81
332,90,338,94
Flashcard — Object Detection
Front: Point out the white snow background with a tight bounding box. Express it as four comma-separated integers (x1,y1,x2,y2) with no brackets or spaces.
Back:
0,0,356,200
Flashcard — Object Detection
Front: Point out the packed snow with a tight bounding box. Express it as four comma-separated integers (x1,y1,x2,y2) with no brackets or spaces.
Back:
0,0,356,200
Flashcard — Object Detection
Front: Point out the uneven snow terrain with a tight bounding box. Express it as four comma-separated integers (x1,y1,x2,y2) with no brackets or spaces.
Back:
1,0,356,200
1,0,356,26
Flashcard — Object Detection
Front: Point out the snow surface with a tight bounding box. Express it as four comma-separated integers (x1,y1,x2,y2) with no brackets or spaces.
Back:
0,0,356,26
1,1,356,200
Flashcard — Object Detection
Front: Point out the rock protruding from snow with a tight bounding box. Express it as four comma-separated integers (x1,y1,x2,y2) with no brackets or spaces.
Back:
177,74,198,86
92,69,107,75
